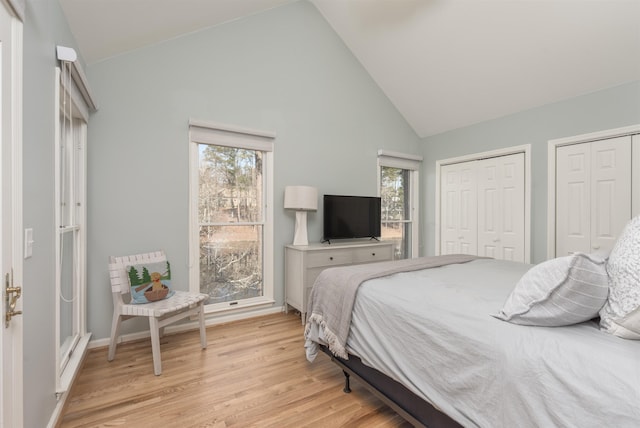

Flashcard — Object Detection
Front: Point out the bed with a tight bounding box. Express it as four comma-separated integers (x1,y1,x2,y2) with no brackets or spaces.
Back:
304,254,640,428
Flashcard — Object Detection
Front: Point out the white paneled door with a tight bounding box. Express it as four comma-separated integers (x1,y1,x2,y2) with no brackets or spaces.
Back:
477,153,525,261
440,152,526,262
440,161,478,255
1,2,23,427
555,136,631,256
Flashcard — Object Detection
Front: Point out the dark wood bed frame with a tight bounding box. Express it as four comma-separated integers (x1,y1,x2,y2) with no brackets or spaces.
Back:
320,345,462,428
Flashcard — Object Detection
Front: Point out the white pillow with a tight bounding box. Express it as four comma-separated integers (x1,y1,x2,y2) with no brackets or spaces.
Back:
599,216,640,338
495,253,609,326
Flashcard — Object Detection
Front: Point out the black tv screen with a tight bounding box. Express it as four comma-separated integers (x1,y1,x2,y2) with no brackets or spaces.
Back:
323,195,381,241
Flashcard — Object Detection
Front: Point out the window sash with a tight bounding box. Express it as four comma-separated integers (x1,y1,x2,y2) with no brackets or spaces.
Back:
378,161,419,259
189,122,275,312
55,65,89,394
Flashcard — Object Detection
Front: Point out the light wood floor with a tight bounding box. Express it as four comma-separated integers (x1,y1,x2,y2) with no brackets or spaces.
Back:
59,312,412,428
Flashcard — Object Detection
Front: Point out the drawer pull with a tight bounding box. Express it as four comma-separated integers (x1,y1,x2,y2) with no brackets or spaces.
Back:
372,253,376,256
329,256,333,261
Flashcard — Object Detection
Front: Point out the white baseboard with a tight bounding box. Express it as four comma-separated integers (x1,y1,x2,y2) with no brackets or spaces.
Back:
89,305,285,349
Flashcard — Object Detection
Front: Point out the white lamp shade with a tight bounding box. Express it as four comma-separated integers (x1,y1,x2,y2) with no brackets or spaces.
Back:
284,186,318,211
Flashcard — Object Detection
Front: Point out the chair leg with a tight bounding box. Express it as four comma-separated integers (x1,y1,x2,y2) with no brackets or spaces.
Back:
198,303,207,349
108,312,123,361
149,317,162,376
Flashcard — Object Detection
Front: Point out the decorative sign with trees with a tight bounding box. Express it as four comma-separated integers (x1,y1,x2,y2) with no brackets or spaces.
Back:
127,261,173,303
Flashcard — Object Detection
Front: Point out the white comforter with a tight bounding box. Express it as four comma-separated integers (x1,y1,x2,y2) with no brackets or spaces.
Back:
311,258,640,428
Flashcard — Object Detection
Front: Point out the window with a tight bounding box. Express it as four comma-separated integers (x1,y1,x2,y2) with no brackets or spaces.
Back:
189,121,274,312
378,150,421,259
55,57,96,393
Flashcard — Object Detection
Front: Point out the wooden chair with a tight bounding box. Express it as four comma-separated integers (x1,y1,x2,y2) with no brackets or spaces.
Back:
108,250,208,375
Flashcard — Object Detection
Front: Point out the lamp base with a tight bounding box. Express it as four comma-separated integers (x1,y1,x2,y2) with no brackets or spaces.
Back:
292,211,309,246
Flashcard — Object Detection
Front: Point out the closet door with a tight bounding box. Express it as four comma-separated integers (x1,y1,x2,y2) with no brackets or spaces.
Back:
590,137,631,253
556,144,591,256
440,161,477,255
556,136,631,256
477,153,525,262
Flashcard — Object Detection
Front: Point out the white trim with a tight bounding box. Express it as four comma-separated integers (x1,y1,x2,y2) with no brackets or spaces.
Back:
1,5,24,427
377,149,423,161
546,124,640,259
377,149,422,171
68,61,97,112
548,124,640,148
434,145,531,263
190,124,274,152
10,12,24,428
189,118,276,140
56,46,98,112
436,144,530,166
54,67,62,391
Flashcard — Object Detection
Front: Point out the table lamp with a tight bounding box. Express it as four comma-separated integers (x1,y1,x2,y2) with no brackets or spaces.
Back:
284,185,318,246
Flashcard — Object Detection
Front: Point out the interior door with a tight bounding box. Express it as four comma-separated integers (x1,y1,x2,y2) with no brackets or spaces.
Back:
477,153,525,262
1,3,23,427
556,137,631,256
556,143,591,256
590,136,631,253
440,161,477,255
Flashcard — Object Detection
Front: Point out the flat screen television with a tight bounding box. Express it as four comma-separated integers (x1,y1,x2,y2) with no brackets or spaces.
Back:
323,194,381,242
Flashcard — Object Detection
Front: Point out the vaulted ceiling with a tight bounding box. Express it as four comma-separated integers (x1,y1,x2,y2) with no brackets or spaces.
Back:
59,0,640,137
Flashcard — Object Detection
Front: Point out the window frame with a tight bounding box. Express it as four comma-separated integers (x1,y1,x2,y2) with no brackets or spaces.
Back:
188,120,275,313
54,64,92,394
377,150,421,259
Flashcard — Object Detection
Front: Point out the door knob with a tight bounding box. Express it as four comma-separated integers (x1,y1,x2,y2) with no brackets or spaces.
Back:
5,272,23,328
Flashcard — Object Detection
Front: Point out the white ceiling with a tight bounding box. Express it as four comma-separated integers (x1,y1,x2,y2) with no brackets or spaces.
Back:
59,0,640,138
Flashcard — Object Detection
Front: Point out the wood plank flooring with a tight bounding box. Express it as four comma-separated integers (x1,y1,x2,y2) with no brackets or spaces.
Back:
59,312,412,427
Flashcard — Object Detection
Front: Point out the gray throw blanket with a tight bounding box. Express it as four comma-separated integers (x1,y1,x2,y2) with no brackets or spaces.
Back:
304,254,482,359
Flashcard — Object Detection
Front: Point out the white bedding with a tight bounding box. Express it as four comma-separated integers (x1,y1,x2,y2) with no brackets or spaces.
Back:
312,258,640,427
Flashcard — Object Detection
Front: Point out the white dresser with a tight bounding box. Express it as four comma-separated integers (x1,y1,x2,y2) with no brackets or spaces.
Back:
284,241,394,324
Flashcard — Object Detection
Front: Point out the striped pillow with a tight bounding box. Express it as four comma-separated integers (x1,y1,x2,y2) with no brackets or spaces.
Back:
495,253,609,326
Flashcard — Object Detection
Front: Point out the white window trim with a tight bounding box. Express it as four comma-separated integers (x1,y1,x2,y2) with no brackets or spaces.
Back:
54,61,94,396
434,144,531,263
188,119,275,314
377,150,421,258
546,124,640,259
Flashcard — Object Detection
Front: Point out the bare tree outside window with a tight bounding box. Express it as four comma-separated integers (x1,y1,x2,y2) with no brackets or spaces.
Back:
198,144,264,303
381,166,411,259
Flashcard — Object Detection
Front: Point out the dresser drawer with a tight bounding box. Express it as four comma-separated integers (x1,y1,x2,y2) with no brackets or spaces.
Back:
306,249,353,268
352,244,394,263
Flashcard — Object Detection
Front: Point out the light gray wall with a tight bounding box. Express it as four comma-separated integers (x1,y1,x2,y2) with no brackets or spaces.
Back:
85,1,421,340
22,0,84,426
421,80,640,263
